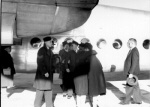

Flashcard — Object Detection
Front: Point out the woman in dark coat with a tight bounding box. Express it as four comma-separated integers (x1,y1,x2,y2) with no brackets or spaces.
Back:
85,43,106,107
73,43,92,107
58,41,70,97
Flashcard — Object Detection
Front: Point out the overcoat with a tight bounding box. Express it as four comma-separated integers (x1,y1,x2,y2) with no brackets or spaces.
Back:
124,47,140,76
73,50,91,95
33,44,53,90
88,50,106,96
1,49,16,75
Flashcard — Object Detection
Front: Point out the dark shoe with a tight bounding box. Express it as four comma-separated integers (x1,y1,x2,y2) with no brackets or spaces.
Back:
131,101,142,104
67,95,72,99
119,101,130,105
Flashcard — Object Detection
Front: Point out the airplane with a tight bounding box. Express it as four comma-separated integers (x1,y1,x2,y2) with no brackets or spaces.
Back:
1,0,150,74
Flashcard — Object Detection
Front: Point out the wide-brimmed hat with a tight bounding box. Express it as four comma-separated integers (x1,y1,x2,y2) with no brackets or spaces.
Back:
126,75,138,86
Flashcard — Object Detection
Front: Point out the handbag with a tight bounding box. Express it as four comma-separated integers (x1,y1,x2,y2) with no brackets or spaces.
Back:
53,73,60,80
3,68,11,75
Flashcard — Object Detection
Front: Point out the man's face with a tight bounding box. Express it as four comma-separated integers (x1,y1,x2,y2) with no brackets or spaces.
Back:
127,40,133,49
73,44,78,51
64,44,69,50
45,40,52,48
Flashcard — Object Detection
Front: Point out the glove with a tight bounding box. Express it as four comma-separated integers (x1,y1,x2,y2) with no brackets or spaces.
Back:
45,73,49,77
66,69,70,73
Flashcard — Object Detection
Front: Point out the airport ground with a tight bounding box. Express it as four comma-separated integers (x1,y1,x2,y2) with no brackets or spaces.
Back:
1,71,150,107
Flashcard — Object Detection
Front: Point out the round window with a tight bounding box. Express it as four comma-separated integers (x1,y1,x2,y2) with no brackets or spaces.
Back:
81,38,90,44
143,39,150,49
97,39,106,49
64,38,74,43
113,39,122,49
52,37,58,48
30,37,42,48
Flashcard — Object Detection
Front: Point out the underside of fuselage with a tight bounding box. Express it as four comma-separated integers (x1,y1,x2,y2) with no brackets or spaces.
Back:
1,0,150,73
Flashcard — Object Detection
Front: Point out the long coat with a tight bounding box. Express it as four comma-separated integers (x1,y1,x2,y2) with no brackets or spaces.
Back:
124,47,140,76
1,49,16,75
33,44,53,90
73,50,91,95
88,50,106,96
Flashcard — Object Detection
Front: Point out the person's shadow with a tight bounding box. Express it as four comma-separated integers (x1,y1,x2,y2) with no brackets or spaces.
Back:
106,82,150,104
6,84,57,106
106,82,126,101
6,83,36,98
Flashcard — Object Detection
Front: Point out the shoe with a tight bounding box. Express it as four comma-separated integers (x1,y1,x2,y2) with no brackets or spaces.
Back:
119,101,129,105
63,94,67,97
131,101,142,104
67,95,72,99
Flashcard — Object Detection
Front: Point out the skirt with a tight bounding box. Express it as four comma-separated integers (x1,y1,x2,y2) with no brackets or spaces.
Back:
74,75,88,95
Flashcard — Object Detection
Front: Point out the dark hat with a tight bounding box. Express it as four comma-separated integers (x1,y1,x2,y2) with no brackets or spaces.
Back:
84,43,93,51
68,42,73,46
126,75,138,86
79,43,86,48
2,46,11,50
43,36,52,42
72,41,79,45
62,41,68,47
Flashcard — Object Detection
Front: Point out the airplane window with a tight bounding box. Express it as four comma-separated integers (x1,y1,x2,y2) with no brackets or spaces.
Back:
113,39,122,49
64,37,74,43
30,37,42,48
81,38,90,44
52,37,58,48
97,39,106,49
143,39,150,49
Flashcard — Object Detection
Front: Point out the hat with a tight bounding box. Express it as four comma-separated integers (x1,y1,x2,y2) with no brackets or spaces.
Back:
84,43,93,51
126,75,138,86
62,41,68,47
72,41,79,45
79,43,86,48
43,37,51,42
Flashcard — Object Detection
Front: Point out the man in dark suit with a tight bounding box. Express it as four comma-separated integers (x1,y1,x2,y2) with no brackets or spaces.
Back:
120,38,142,105
33,36,54,107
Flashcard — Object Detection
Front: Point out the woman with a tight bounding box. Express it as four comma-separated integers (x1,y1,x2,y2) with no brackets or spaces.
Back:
85,43,106,107
74,43,91,107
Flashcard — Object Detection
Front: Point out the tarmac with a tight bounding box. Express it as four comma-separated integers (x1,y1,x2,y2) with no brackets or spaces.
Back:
1,72,150,107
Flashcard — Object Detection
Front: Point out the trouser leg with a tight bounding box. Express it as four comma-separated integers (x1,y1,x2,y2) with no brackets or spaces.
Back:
80,95,86,107
93,96,99,107
44,90,53,107
34,90,44,107
67,89,73,96
133,83,142,103
7,75,14,88
124,86,133,103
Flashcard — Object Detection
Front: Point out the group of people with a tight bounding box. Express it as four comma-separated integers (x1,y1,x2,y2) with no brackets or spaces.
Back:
1,36,142,107
33,36,106,107
33,37,143,107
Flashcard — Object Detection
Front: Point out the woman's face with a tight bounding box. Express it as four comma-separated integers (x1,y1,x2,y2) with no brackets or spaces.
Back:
64,44,69,50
